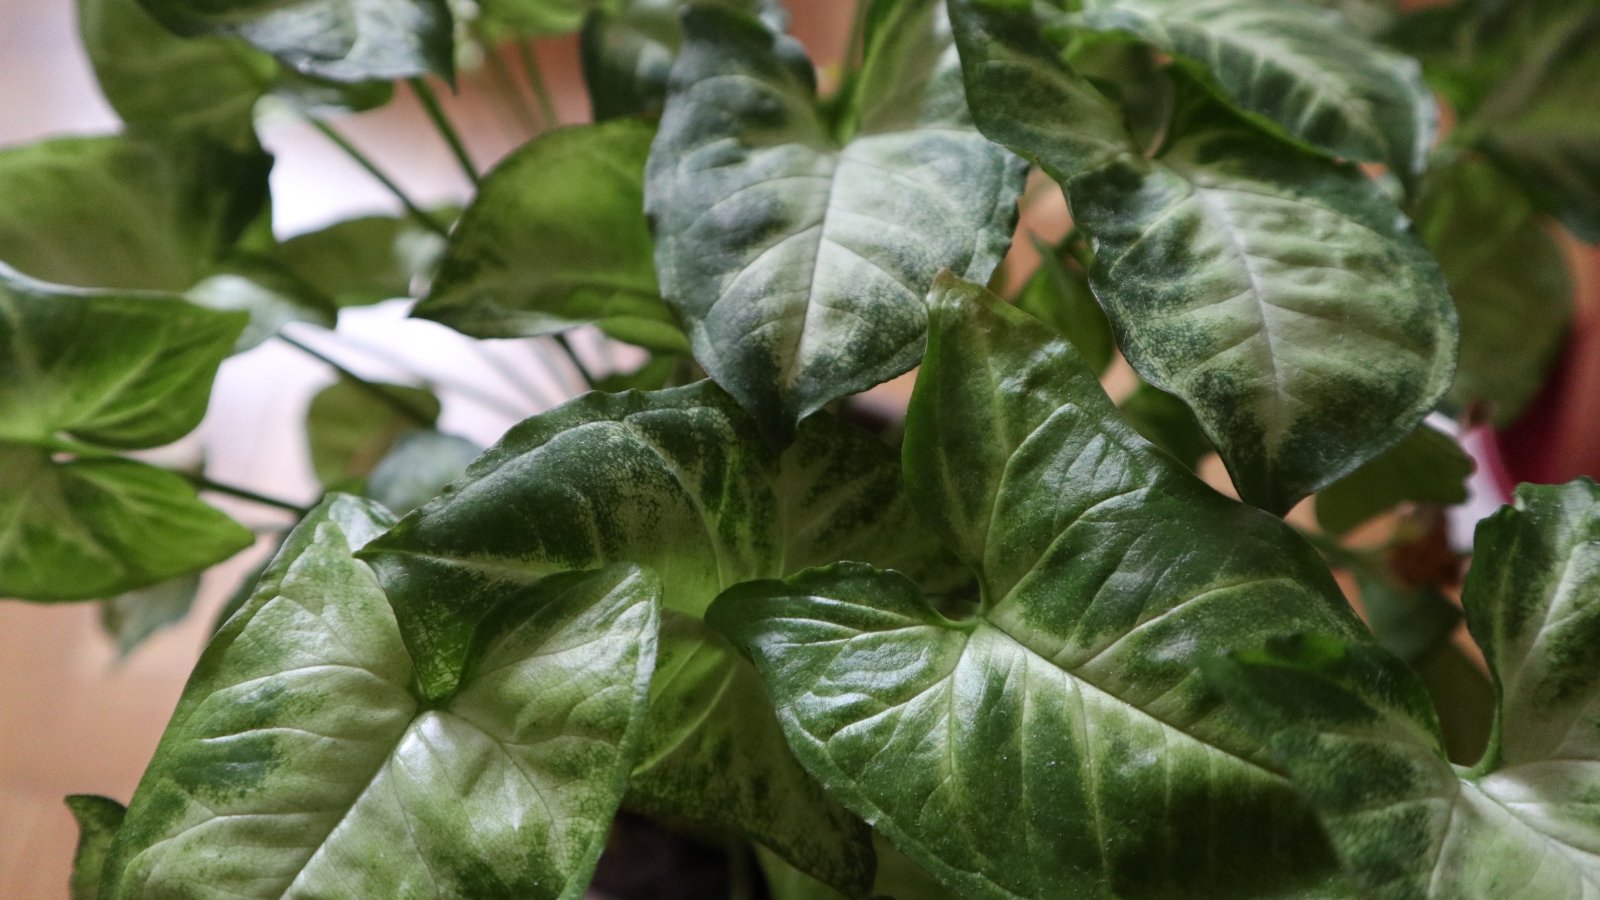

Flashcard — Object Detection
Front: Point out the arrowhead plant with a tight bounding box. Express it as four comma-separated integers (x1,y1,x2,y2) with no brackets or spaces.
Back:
3,0,1597,898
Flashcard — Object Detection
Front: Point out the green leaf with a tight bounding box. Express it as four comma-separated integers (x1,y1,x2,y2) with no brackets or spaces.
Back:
646,3,1026,437
711,275,1369,899
0,135,271,292
954,2,1458,513
364,428,481,514
1316,425,1473,536
580,0,788,121
759,835,962,900
1210,479,1600,898
274,213,447,309
1013,237,1113,375
136,0,455,82
363,382,961,894
1065,0,1436,175
102,495,660,898
1418,155,1573,424
1118,380,1213,469
304,378,440,490
100,574,202,657
0,448,253,601
185,254,340,352
416,121,687,353
66,794,126,900
479,0,595,37
0,267,247,449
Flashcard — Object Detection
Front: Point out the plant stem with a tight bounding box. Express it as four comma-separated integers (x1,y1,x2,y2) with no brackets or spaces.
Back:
277,333,438,427
516,40,561,127
845,0,872,70
552,334,598,390
186,475,310,516
307,118,451,237
409,77,482,187
312,328,533,419
482,42,541,135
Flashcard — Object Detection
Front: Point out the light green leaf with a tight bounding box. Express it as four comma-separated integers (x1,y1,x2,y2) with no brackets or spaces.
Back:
415,121,687,353
304,379,440,490
1065,0,1436,175
646,3,1025,437
1210,479,1600,898
1118,380,1213,469
1418,155,1572,424
0,448,253,602
0,267,246,449
100,574,202,657
274,213,447,309
102,495,660,899
363,382,961,893
0,135,271,292
67,794,126,900
711,275,1368,899
185,254,340,352
1014,237,1113,375
479,0,595,37
364,428,481,515
580,0,787,121
1316,424,1473,536
136,0,455,82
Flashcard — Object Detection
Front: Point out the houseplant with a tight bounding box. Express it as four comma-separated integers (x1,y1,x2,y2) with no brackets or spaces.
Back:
3,0,1598,897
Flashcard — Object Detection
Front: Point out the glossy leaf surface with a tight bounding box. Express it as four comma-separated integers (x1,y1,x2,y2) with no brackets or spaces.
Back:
646,3,1024,436
103,495,660,898
0,135,270,292
1212,479,1600,898
364,382,959,893
1315,425,1472,536
713,275,1367,899
67,795,126,900
416,121,686,352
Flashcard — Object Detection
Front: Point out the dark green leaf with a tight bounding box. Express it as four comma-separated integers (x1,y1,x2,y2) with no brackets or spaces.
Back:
136,0,455,82
594,354,679,393
646,3,1025,437
102,495,659,898
364,428,481,514
1210,479,1600,897
100,574,202,657
1418,155,1572,424
580,0,788,121
363,383,961,894
66,794,125,900
0,135,271,292
1118,380,1213,469
711,275,1368,899
759,836,961,900
1316,424,1473,536
273,213,447,309
304,378,440,489
1014,237,1113,375
416,121,687,352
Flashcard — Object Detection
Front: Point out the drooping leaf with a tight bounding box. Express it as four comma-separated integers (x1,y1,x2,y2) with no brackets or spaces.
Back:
102,495,660,899
1210,479,1600,898
304,378,441,490
1013,237,1113,375
711,275,1368,899
273,213,447,309
580,0,788,121
100,574,202,657
363,382,962,894
1417,155,1572,424
66,794,126,900
953,0,1457,513
646,3,1025,438
1316,424,1473,536
1118,380,1213,469
0,267,247,449
415,121,687,352
135,0,455,83
364,428,481,514
0,135,271,292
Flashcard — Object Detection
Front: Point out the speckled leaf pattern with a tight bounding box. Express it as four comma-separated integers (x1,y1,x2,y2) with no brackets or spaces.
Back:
416,121,687,353
67,795,125,900
363,382,960,894
1210,479,1600,898
711,275,1368,899
102,495,660,899
646,3,1024,437
1070,0,1436,175
137,0,453,82
952,0,1457,513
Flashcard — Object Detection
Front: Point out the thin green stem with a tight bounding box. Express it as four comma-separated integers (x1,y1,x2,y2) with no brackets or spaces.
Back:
482,42,540,135
311,328,533,419
307,119,450,237
552,334,598,390
409,77,481,187
187,475,310,516
845,0,872,70
277,333,438,427
516,40,560,127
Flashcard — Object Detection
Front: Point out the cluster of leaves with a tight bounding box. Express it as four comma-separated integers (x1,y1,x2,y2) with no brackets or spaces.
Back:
1,0,1597,897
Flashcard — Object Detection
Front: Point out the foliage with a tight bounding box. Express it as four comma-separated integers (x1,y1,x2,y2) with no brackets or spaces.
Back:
2,0,1597,897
